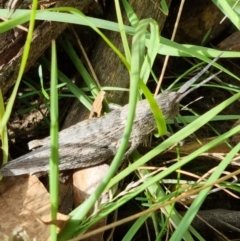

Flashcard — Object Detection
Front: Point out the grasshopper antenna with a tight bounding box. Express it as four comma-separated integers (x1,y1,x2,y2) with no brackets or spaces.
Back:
176,70,222,102
177,53,222,96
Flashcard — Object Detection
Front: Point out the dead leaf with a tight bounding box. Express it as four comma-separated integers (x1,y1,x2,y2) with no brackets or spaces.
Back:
0,175,68,241
89,91,106,118
72,164,109,241
42,218,68,229
178,137,231,154
73,164,109,206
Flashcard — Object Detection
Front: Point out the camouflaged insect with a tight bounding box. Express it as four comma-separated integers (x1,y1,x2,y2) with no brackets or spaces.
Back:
0,56,221,176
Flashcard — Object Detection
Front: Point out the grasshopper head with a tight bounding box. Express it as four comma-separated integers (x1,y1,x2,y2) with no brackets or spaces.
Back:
156,91,180,119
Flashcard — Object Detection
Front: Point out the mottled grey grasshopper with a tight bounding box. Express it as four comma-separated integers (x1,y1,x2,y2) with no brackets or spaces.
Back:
0,56,221,176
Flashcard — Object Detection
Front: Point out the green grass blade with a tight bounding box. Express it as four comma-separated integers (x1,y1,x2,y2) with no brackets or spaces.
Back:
39,56,92,110
1,9,240,62
170,141,240,240
122,214,151,241
121,0,139,27
0,12,30,32
94,124,240,235
39,65,50,99
0,0,38,132
107,92,240,189
115,0,131,61
160,0,169,15
139,80,166,136
58,18,154,240
0,90,8,165
59,35,99,96
212,0,240,29
0,9,135,33
140,20,160,83
49,40,59,241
